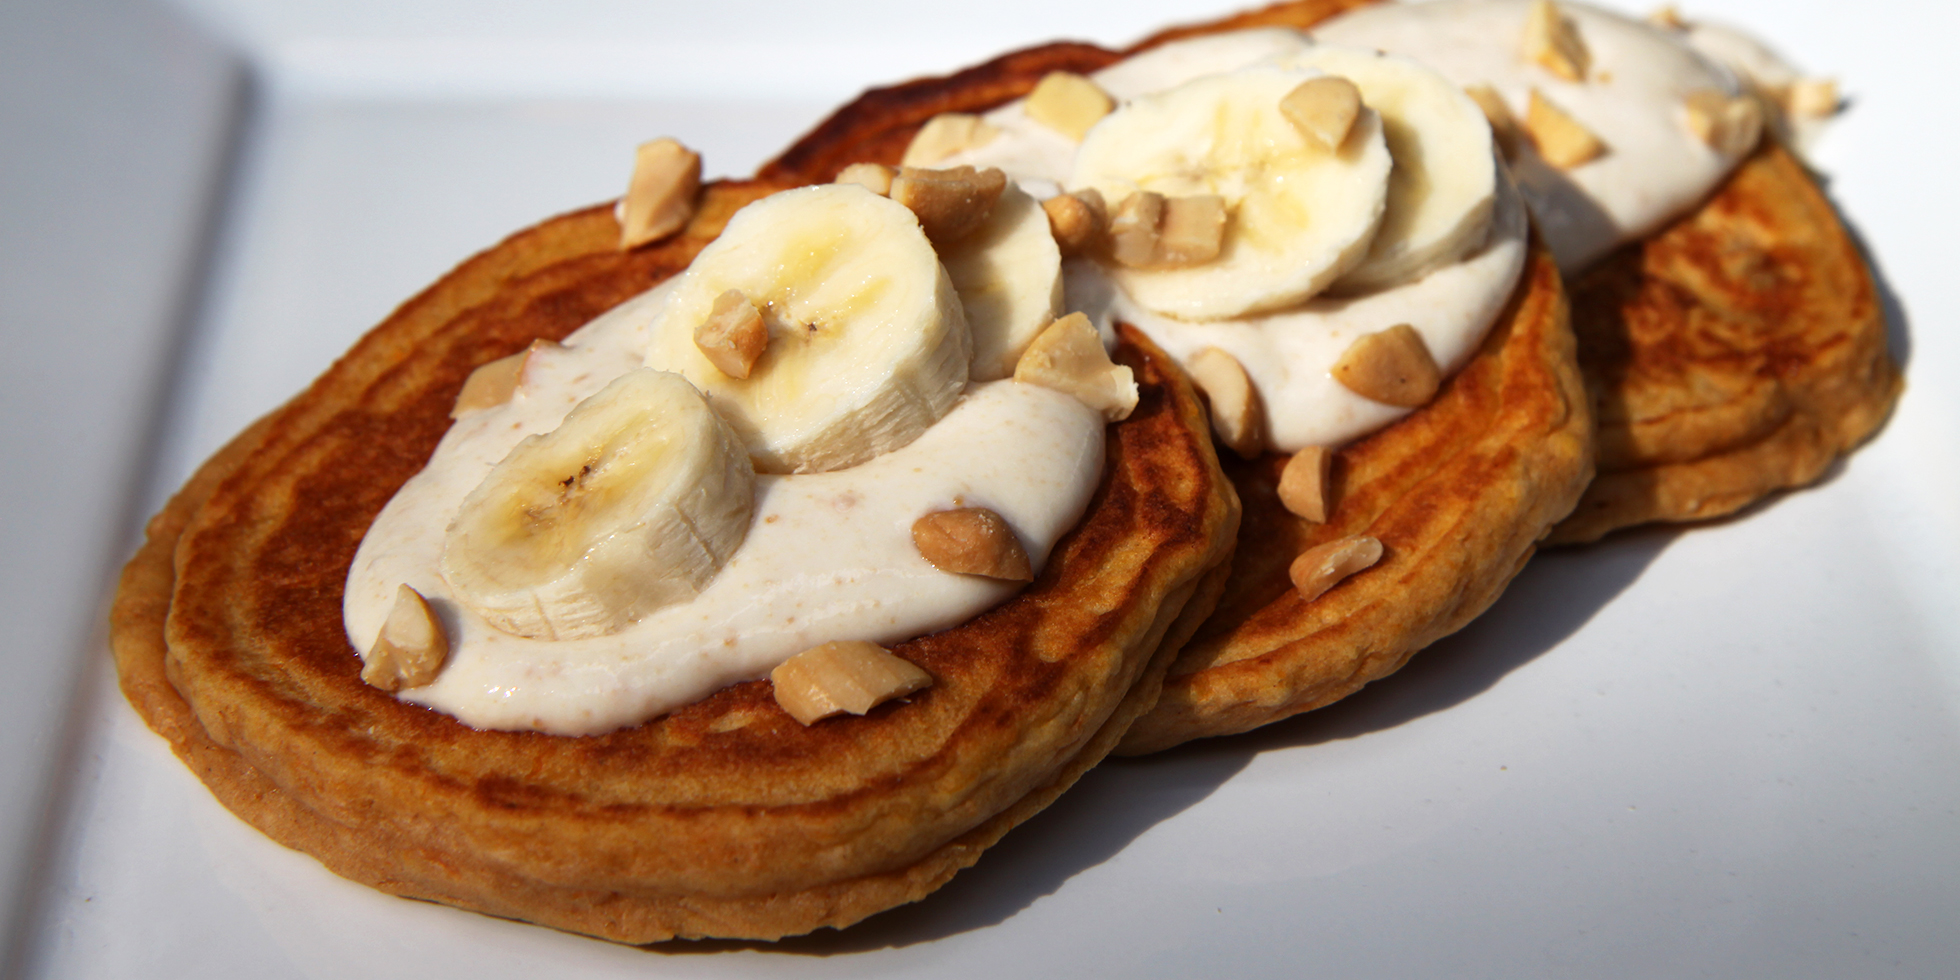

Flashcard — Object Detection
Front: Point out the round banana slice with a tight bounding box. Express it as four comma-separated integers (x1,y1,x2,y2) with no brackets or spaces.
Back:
646,184,971,473
939,182,1064,381
1069,63,1393,320
1279,46,1498,293
440,368,755,642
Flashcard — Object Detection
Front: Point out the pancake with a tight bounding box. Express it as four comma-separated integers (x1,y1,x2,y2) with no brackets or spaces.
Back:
110,176,1239,941
1549,141,1903,543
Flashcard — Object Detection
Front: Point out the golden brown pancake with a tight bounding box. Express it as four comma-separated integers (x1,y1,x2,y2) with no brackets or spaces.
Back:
110,175,1239,942
1549,141,1903,543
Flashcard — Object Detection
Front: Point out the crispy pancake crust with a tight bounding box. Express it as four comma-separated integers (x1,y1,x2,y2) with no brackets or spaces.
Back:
1550,142,1902,543
111,174,1239,942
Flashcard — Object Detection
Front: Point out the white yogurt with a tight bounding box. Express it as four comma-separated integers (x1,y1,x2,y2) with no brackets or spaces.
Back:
344,284,1105,735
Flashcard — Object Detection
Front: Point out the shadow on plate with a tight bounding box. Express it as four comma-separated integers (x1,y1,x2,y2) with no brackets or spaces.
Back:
657,525,1677,956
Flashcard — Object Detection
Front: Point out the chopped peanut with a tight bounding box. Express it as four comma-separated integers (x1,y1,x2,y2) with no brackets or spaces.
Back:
1684,89,1763,156
1280,76,1363,150
1026,71,1115,141
1332,323,1442,408
619,138,701,249
1043,189,1108,258
1786,77,1839,118
902,113,1001,167
890,165,1008,245
450,340,562,418
1187,347,1264,459
1278,446,1334,523
1013,311,1138,421
695,289,769,379
1647,5,1688,29
834,161,896,196
361,584,449,692
1110,191,1228,269
1463,83,1523,160
1523,0,1591,82
912,507,1032,581
1289,535,1383,603
1525,88,1606,169
770,640,932,726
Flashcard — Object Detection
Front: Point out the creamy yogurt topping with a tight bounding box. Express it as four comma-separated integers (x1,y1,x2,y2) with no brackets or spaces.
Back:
345,284,1104,735
1315,0,1749,272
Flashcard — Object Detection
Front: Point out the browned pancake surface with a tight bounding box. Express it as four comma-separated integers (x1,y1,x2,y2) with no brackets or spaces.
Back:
1551,142,1902,542
113,167,1237,941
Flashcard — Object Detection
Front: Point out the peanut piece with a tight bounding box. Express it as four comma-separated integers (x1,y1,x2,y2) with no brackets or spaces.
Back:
1647,5,1688,29
1026,71,1115,141
902,113,1001,167
1187,347,1264,459
1684,89,1763,156
1109,191,1228,268
695,289,768,379
1332,323,1442,408
1289,535,1383,603
361,585,449,692
912,507,1032,581
1278,446,1334,523
1523,0,1591,82
1280,76,1363,149
451,340,562,418
834,161,895,196
618,138,701,249
890,165,1008,245
1013,312,1138,421
770,640,932,726
1463,83,1523,160
1786,78,1838,118
1043,189,1107,258
1525,88,1605,169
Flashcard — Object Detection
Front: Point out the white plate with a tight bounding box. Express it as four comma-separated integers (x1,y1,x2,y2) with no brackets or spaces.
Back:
7,1,1958,976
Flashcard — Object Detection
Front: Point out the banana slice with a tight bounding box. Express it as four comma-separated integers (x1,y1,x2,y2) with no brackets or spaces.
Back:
1069,63,1393,320
939,182,1064,381
645,184,970,473
1278,46,1498,292
440,368,755,641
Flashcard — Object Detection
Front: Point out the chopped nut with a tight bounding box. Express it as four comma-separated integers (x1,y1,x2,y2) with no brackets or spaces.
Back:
695,289,769,379
1187,347,1264,459
1684,89,1764,156
1013,311,1139,421
1025,71,1115,141
450,340,562,418
1043,189,1108,258
912,507,1032,580
361,584,449,692
1280,76,1363,149
902,112,1001,167
834,162,896,196
618,138,702,249
771,640,932,726
1332,323,1442,408
1786,77,1839,118
1523,0,1591,82
1109,191,1228,268
1646,5,1688,30
889,165,1008,245
1463,83,1523,160
1525,88,1606,169
1277,446,1334,523
1288,535,1384,603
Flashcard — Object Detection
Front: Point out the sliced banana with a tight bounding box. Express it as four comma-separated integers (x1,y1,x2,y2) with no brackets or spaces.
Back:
440,368,755,642
1277,47,1498,293
645,184,971,473
939,182,1064,381
1069,63,1393,320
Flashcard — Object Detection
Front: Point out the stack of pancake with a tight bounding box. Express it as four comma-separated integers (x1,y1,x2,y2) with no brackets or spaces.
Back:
110,0,1899,944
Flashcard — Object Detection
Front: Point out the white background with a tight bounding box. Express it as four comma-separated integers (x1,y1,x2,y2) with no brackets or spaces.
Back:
1,0,1956,976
